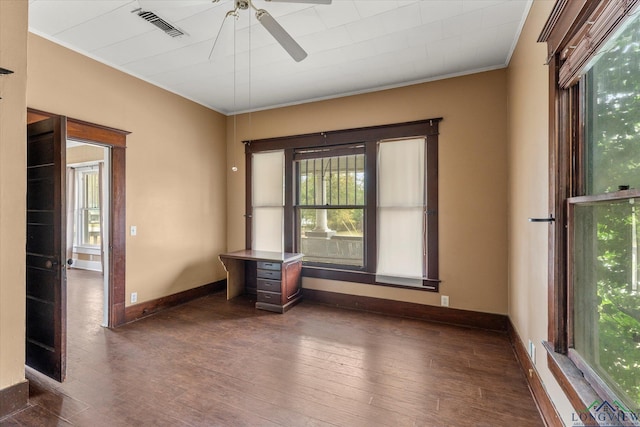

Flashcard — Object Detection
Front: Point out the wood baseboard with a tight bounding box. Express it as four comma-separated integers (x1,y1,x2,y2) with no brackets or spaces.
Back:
123,280,226,324
0,380,29,419
507,320,563,427
302,288,508,331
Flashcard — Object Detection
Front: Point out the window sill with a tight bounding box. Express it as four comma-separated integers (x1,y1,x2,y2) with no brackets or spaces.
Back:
542,341,625,426
302,266,439,292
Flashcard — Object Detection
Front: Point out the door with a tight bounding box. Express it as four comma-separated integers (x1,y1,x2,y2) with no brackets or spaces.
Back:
26,116,67,382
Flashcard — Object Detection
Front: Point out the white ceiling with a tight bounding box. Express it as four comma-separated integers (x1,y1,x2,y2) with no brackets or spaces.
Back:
28,0,532,115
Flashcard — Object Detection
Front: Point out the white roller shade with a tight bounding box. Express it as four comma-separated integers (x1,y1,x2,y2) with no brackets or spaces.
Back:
252,151,284,206
253,207,283,252
376,138,425,285
252,151,284,252
378,138,424,207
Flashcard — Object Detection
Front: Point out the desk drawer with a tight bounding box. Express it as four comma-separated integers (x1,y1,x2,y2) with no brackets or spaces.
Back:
257,261,280,271
257,290,281,304
257,278,281,293
257,269,281,280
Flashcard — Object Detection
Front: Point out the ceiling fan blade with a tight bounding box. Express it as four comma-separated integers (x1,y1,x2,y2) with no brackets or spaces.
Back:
256,9,307,62
266,0,332,4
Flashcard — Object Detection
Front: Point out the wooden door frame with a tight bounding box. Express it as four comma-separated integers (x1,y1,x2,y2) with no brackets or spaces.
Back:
28,108,129,327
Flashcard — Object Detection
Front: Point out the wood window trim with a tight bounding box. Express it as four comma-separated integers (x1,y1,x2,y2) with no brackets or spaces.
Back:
557,0,640,88
244,119,441,292
539,0,640,420
27,108,129,327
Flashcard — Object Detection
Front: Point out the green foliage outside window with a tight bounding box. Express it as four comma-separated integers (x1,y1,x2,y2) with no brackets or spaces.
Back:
576,13,640,408
297,154,365,235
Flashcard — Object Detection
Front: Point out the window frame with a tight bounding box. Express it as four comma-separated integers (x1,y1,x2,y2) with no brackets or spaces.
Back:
244,119,441,292
539,0,640,417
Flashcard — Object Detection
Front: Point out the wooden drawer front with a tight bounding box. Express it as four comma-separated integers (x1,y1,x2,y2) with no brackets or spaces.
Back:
257,261,280,271
257,269,281,280
257,291,281,304
257,279,281,293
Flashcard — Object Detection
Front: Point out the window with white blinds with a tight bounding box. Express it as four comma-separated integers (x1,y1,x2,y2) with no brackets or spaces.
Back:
376,138,426,287
251,150,284,252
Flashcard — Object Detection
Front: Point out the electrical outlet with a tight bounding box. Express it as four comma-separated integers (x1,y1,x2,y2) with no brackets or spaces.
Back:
130,225,137,236
441,295,449,307
131,292,138,304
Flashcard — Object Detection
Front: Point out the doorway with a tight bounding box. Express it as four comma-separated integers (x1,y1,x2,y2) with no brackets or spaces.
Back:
66,141,110,327
26,109,129,382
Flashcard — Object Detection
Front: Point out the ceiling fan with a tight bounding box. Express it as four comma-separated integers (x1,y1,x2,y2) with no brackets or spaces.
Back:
211,0,331,62
137,0,332,63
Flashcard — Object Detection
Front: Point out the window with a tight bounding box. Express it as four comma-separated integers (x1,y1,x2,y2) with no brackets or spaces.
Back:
75,165,101,248
570,14,640,408
246,119,441,291
295,146,365,268
377,138,427,287
572,199,640,408
251,151,284,253
540,0,640,415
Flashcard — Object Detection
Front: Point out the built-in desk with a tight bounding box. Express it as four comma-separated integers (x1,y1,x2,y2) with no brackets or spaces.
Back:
218,250,304,313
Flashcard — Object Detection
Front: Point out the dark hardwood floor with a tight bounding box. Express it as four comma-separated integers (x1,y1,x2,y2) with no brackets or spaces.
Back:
2,270,543,426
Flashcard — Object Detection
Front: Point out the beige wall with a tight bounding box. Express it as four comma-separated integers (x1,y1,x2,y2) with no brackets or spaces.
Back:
0,0,28,392
227,70,510,314
507,0,574,423
28,34,228,306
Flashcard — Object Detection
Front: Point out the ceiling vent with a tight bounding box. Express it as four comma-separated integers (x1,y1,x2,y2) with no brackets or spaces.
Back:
134,9,186,38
